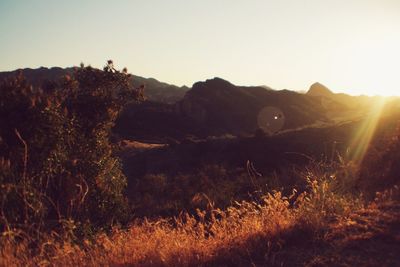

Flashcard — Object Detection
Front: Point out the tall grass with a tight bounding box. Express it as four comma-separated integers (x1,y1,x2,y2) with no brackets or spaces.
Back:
0,165,371,266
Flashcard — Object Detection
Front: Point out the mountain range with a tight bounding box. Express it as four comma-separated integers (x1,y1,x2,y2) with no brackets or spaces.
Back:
0,67,189,104
117,78,374,141
0,67,376,140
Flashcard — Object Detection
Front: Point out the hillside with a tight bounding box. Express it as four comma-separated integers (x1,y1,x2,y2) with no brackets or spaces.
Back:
306,82,376,111
2,0,400,265
3,180,399,266
1,64,400,266
0,67,188,104
118,96,400,217
117,78,372,141
176,78,330,134
0,68,373,140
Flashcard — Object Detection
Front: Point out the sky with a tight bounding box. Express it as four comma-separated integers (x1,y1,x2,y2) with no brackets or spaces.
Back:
1,0,399,96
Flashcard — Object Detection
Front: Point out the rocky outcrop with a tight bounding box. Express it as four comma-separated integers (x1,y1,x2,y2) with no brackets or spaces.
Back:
307,82,334,97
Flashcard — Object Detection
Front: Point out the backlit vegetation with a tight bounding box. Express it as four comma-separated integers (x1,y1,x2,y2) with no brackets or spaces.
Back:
1,167,399,266
0,62,142,239
0,63,399,266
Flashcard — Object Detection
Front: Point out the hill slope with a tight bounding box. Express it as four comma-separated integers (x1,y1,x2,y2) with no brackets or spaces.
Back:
117,78,378,141
0,67,188,103
176,77,331,135
306,82,375,110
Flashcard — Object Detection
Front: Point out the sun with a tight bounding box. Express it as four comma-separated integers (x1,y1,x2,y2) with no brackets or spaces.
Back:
330,36,400,96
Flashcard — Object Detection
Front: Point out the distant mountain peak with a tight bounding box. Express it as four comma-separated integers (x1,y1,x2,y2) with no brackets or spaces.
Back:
207,77,231,83
0,66,188,104
193,77,232,87
307,82,333,96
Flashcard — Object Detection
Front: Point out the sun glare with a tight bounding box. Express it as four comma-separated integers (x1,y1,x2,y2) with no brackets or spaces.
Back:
332,37,400,96
348,97,387,163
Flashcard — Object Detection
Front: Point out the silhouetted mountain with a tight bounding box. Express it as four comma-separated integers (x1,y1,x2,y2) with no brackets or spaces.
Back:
306,82,375,110
117,78,371,141
1,67,375,141
130,76,189,104
175,77,330,135
0,67,188,104
307,82,334,97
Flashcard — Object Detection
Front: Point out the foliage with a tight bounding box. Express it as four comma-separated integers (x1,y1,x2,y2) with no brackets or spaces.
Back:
1,61,399,265
0,61,141,237
128,152,366,218
2,166,399,266
1,125,399,265
129,165,267,217
358,121,400,197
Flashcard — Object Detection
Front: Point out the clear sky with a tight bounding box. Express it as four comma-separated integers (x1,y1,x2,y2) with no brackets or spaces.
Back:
1,0,399,95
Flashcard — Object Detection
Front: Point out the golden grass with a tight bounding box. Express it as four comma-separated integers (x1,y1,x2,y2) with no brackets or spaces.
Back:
1,175,376,267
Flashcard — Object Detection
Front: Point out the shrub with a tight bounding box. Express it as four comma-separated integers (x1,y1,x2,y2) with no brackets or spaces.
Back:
0,61,142,237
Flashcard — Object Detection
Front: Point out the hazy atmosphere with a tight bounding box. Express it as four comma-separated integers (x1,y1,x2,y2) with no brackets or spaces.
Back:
1,1,400,266
1,0,399,95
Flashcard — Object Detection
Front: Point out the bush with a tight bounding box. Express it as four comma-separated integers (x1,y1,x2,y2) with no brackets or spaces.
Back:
0,61,142,237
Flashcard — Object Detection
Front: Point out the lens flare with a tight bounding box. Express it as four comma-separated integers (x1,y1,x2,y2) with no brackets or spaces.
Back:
348,97,387,163
257,106,285,134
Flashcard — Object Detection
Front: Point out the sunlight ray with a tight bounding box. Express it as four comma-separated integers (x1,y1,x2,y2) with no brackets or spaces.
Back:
348,97,387,163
